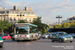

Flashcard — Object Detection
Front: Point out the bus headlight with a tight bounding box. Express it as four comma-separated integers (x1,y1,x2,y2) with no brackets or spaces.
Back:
71,37,73,39
27,35,30,37
0,40,3,42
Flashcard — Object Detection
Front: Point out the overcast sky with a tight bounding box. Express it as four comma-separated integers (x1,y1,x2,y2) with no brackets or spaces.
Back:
0,0,75,24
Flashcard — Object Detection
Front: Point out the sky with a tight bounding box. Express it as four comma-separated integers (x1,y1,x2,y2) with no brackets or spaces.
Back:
0,0,75,24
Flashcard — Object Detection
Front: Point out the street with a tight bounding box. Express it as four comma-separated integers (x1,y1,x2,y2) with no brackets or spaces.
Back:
0,39,75,50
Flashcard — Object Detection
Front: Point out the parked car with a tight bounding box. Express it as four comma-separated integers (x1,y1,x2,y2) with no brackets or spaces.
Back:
0,36,3,48
51,32,73,42
48,32,53,39
38,32,41,40
42,33,49,39
2,34,11,40
69,33,75,38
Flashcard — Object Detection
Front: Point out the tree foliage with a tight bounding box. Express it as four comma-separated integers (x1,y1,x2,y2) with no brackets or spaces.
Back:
53,20,75,28
0,20,11,35
31,17,49,35
18,20,27,23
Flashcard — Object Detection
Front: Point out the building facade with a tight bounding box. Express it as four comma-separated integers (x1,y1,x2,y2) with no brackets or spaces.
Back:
62,16,75,23
0,6,37,23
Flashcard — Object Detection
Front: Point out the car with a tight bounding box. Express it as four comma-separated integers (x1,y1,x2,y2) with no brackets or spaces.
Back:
2,34,11,40
0,36,3,48
38,32,41,40
48,32,53,39
51,32,73,42
42,33,49,39
69,33,75,38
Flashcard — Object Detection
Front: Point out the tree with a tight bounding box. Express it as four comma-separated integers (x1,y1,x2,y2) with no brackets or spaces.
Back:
0,20,11,35
53,24,61,28
32,17,49,35
61,22,66,28
18,20,27,23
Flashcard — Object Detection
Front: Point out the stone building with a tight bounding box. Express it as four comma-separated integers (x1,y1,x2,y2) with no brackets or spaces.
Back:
0,6,37,23
62,16,75,23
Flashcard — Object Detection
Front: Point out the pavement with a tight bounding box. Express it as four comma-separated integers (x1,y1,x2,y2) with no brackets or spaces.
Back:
0,38,75,50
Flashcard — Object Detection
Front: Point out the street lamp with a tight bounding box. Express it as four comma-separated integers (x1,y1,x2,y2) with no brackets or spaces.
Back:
56,15,62,24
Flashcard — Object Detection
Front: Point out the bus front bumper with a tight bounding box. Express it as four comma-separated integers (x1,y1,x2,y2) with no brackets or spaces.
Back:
14,37,32,40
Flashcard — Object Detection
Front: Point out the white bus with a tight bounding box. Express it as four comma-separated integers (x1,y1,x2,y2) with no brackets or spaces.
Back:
12,23,39,42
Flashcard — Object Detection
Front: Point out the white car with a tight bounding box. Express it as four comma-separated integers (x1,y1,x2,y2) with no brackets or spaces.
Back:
69,33,75,38
42,33,49,39
38,32,41,40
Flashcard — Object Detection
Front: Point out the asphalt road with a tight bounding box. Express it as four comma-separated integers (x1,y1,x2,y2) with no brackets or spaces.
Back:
0,39,75,50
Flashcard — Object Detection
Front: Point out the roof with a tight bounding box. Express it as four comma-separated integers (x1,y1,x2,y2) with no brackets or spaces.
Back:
47,27,75,33
15,23,37,27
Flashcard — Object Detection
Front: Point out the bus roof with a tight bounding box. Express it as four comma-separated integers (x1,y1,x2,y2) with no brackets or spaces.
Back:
15,23,38,27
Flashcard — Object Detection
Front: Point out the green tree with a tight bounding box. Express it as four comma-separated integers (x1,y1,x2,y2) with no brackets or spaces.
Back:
70,23,75,27
72,20,75,23
66,22,70,27
18,20,27,23
0,20,11,35
61,22,67,28
32,17,49,35
53,24,60,28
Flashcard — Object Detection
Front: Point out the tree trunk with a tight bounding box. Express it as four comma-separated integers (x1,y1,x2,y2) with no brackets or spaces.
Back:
2,30,4,35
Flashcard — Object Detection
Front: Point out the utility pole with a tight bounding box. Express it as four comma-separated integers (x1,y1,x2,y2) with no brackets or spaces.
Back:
56,15,62,24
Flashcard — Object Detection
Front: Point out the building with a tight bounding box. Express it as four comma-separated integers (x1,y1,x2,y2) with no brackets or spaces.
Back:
62,16,75,23
0,6,37,23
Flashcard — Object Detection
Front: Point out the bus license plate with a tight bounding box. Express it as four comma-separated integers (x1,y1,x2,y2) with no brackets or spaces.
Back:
21,35,25,37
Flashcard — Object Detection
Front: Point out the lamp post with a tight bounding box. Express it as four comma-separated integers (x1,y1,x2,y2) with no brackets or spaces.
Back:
56,15,62,24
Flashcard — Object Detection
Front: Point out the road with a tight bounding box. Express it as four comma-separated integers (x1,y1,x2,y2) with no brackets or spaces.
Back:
0,39,75,50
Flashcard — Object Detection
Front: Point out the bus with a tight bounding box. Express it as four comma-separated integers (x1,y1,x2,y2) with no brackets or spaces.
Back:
47,27,75,34
12,23,38,42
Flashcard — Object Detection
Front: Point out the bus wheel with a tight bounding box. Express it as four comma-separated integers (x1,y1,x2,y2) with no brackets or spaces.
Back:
12,38,14,41
17,40,19,42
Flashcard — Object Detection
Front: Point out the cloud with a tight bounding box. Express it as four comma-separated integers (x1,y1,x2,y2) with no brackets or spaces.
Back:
0,0,75,23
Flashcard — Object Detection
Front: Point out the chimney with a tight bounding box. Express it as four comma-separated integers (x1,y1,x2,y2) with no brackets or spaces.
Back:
3,7,6,10
29,8,32,11
0,7,2,10
13,6,17,10
24,7,28,11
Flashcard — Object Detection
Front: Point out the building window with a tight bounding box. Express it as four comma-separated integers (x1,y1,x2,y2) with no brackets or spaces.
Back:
23,15,24,16
27,12,30,14
4,17,6,20
20,14,22,17
29,18,31,21
25,18,27,21
10,17,12,21
14,18,16,21
32,12,34,14
0,11,5,14
6,11,9,13
17,15,19,16
24,12,26,14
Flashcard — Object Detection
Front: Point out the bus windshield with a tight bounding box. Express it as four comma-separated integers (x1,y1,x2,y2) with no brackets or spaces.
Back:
30,26,38,33
17,26,29,34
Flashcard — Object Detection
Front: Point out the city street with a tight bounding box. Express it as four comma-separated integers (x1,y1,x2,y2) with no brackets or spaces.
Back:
0,39,75,50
